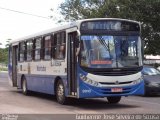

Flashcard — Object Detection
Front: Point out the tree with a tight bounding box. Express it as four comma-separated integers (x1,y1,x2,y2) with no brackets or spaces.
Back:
0,48,8,64
5,39,11,48
0,39,11,64
58,0,160,55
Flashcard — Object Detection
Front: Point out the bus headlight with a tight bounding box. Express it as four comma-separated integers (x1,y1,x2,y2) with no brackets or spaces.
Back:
132,77,143,85
80,74,100,87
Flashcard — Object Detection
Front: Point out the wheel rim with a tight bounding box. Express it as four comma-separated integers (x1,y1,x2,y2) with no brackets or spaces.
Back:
57,84,64,102
22,80,26,93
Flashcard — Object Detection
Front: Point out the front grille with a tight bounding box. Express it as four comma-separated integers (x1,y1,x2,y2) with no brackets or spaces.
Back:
99,81,133,85
81,67,143,76
93,70,138,76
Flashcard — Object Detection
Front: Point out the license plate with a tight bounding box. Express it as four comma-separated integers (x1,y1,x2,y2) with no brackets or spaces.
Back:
111,88,123,92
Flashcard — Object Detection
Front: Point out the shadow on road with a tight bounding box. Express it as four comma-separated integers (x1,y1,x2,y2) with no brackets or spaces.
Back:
14,90,140,110
15,90,57,100
67,98,140,110
138,94,160,97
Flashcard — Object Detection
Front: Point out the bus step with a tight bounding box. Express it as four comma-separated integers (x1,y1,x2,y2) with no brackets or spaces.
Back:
71,92,77,96
67,95,77,98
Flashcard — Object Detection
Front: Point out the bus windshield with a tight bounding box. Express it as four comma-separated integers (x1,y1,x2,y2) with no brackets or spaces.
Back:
80,35,142,68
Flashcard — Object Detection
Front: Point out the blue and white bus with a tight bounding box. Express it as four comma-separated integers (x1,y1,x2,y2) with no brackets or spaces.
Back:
8,18,144,104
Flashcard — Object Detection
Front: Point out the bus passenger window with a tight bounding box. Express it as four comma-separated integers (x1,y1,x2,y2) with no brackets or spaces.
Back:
19,42,25,62
53,32,66,59
26,40,33,61
44,35,52,60
34,38,41,60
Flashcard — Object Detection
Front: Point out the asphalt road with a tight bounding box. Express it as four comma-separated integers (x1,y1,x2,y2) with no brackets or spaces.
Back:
0,72,160,115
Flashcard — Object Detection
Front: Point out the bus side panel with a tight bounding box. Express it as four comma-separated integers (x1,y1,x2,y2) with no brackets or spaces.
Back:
17,73,67,95
17,73,21,89
17,58,67,94
24,74,54,94
8,59,13,86
8,46,13,86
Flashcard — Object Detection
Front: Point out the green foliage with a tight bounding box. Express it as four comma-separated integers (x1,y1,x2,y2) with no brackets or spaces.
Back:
0,39,11,65
59,0,160,55
0,67,8,71
5,39,11,48
0,48,8,65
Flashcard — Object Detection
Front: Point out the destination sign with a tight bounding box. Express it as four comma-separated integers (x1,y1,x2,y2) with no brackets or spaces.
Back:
81,20,140,31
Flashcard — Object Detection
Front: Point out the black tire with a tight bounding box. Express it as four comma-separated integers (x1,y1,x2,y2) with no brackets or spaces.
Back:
56,80,69,105
22,77,29,95
107,96,121,104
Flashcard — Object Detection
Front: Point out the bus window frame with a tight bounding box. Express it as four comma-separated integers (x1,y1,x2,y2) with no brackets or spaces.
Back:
34,37,42,61
43,34,53,60
26,39,33,62
52,31,66,60
18,41,26,62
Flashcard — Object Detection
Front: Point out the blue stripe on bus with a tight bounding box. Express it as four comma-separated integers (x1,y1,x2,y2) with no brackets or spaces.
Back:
78,79,144,98
17,74,67,95
77,65,144,98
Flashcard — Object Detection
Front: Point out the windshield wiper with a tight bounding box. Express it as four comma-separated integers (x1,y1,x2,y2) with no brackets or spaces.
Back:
98,36,112,60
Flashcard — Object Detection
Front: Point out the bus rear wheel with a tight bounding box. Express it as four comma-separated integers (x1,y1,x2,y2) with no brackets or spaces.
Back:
56,80,69,105
22,77,29,95
107,96,121,104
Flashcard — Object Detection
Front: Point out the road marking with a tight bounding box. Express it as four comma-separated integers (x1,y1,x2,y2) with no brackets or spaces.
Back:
126,98,160,106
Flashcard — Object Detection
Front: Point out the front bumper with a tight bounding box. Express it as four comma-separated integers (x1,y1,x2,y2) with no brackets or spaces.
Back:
79,80,145,98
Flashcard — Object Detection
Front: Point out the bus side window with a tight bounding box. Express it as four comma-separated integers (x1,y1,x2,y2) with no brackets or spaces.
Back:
34,38,41,60
19,42,25,62
53,31,66,59
26,40,33,61
60,32,66,58
44,35,52,60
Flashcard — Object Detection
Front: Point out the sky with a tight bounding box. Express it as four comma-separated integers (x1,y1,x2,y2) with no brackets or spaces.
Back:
0,0,64,48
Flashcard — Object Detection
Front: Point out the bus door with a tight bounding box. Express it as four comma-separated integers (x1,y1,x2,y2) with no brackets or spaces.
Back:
67,31,78,96
12,45,18,87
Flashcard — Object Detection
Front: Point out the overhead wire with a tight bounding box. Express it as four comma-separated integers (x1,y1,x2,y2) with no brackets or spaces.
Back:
0,6,50,19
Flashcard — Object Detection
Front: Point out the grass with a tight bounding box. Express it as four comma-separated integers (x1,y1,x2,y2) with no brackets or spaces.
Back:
0,67,8,71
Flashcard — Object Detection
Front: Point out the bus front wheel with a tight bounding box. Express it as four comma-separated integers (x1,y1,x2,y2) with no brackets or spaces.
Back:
56,80,68,105
22,77,29,95
107,96,121,104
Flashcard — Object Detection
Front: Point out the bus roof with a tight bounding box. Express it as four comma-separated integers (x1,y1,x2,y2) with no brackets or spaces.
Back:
10,18,140,45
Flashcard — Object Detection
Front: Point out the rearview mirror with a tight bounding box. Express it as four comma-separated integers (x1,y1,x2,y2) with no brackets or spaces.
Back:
75,30,80,48
77,30,81,37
